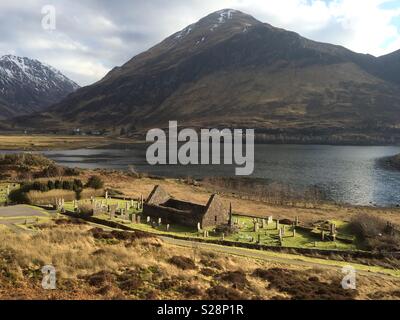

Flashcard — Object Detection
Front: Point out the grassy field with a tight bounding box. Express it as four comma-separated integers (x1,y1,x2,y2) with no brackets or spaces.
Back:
0,134,132,150
0,220,398,300
67,197,358,252
0,183,19,205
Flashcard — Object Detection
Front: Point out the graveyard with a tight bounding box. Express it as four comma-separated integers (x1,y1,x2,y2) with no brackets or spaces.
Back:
63,194,358,252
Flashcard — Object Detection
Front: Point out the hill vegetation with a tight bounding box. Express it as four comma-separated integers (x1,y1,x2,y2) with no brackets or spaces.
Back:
0,221,399,300
11,9,400,144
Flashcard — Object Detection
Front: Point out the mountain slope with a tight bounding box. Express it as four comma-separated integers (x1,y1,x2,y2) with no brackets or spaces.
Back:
16,9,400,142
0,55,79,119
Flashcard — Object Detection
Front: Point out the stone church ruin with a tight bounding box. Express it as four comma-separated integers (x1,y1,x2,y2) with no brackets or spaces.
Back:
143,185,229,228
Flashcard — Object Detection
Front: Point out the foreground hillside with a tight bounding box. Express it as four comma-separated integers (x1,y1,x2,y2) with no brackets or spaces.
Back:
0,154,399,300
13,9,400,144
0,220,399,300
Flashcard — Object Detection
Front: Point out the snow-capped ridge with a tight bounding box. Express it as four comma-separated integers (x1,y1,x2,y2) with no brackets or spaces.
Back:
0,54,80,117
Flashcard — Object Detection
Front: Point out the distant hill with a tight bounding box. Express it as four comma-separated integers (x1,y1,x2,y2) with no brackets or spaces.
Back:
0,55,79,119
11,9,400,143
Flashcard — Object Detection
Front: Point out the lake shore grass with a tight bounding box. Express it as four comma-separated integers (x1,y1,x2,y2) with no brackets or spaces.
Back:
0,134,135,151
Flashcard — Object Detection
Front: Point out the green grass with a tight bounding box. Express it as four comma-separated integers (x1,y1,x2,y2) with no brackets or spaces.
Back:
0,183,19,205
226,216,357,250
63,198,358,251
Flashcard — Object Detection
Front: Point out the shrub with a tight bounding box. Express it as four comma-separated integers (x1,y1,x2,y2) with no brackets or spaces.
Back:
64,167,80,176
86,176,104,190
350,214,400,252
168,256,196,270
40,164,64,178
73,179,84,191
8,189,30,204
77,203,94,217
62,180,74,191
47,180,55,190
55,180,62,189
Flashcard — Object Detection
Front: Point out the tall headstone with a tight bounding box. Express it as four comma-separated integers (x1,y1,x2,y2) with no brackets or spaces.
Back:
276,219,280,230
137,215,141,224
254,222,259,233
166,224,170,231
197,222,202,232
147,216,151,223
261,219,266,229
229,203,233,227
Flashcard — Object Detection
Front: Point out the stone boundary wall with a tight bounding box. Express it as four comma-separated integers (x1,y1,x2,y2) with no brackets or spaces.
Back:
62,210,400,260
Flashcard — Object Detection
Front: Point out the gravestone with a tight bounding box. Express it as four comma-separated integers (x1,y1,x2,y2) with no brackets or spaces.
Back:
293,228,296,237
278,228,283,241
166,224,170,231
254,222,259,233
158,218,162,226
136,215,141,224
109,204,118,220
147,216,151,223
261,219,266,229
276,219,280,230
131,214,136,223
197,222,202,232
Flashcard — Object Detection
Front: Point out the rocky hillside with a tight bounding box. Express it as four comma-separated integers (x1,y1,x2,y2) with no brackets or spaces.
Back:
12,9,400,143
0,55,79,119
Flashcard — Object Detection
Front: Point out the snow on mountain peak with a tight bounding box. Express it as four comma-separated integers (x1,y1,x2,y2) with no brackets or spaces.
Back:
0,54,80,116
0,54,79,90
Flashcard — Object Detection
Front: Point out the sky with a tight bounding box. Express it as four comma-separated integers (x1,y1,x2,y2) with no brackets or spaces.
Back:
1,0,400,86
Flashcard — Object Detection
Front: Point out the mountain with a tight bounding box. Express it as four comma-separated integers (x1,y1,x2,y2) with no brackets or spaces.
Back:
0,55,79,119
14,9,400,143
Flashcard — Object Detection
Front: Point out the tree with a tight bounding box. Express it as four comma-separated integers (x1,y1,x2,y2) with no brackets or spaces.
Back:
47,180,55,190
86,176,104,190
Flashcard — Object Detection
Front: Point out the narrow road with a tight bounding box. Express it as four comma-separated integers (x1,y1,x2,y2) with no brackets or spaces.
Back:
159,236,400,281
